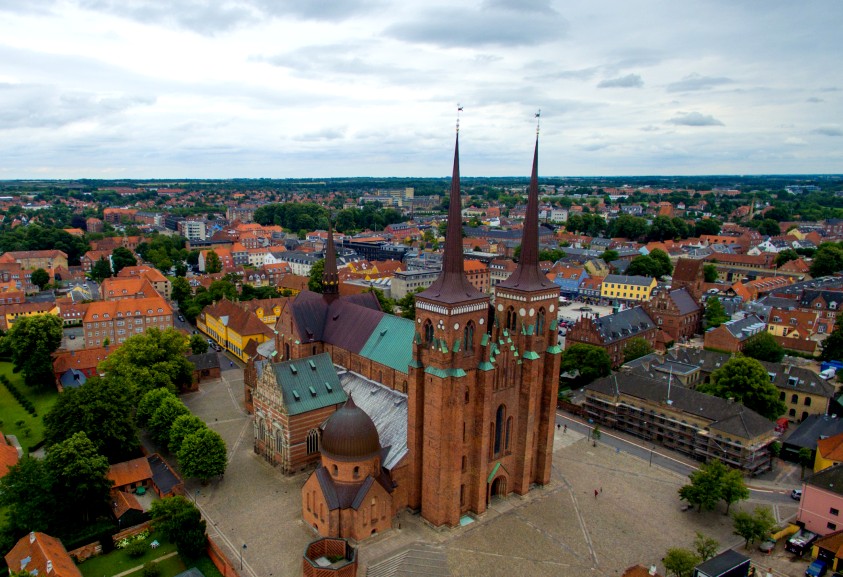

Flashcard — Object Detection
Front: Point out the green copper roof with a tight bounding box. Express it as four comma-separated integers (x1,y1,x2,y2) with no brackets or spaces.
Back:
452,338,461,353
550,319,558,331
270,352,347,416
478,361,494,371
523,351,540,360
481,333,490,347
424,366,467,378
359,314,416,374
546,345,563,354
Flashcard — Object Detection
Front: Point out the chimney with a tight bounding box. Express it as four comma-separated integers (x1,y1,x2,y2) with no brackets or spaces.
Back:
649,565,657,576
784,364,791,374
29,532,35,543
46,560,53,573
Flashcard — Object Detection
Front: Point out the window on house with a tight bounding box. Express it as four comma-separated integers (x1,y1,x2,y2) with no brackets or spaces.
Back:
805,397,812,407
831,508,839,516
792,394,798,403
829,522,838,530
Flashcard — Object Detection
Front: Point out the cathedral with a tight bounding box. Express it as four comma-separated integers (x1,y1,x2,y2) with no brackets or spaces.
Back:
249,127,562,539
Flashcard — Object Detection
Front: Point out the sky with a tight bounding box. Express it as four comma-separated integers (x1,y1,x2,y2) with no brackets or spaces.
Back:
0,0,841,179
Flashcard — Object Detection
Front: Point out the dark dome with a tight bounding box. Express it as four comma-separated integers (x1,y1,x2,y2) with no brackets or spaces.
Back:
321,394,380,458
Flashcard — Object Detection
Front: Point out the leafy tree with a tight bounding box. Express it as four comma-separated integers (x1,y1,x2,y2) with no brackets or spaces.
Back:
732,506,776,548
5,313,63,388
397,287,422,320
694,532,719,562
698,357,786,420
44,376,140,463
608,214,648,240
703,264,719,283
625,255,662,278
31,268,50,291
366,287,393,312
756,219,780,236
169,414,207,455
820,326,843,362
0,457,57,537
148,396,191,449
647,215,679,241
623,337,653,363
810,243,843,277
774,249,800,268
308,259,325,293
741,332,785,363
171,276,191,306
798,447,813,478
189,335,209,355
600,249,619,263
720,468,750,514
149,496,207,558
98,328,193,400
178,428,227,484
694,218,722,237
663,548,700,577
111,247,137,275
704,297,729,328
649,249,673,277
559,344,611,386
679,460,725,512
538,248,566,263
45,432,112,522
208,279,237,302
205,250,222,274
91,256,113,282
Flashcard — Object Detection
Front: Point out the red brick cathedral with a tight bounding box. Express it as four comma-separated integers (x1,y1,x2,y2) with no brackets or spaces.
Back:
254,128,561,537
407,132,562,526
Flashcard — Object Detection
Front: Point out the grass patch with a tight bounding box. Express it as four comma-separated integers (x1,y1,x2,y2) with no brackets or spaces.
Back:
186,556,223,577
121,555,187,577
79,535,177,577
0,362,59,452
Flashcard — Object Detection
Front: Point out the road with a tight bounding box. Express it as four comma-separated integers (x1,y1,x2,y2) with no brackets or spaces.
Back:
555,412,795,505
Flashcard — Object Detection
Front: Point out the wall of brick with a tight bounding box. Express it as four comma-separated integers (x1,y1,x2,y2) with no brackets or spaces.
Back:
207,535,240,577
68,542,102,562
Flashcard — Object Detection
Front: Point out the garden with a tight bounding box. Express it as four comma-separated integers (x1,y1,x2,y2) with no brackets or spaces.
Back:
0,361,58,452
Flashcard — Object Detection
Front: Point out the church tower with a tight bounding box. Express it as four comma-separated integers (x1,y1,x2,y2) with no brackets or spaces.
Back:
408,119,561,528
322,222,340,299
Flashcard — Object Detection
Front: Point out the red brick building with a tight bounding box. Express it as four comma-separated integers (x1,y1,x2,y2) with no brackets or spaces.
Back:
642,287,702,348
702,314,766,353
565,307,658,367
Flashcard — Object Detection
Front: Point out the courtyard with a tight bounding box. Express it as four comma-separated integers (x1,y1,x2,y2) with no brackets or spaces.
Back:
181,365,803,577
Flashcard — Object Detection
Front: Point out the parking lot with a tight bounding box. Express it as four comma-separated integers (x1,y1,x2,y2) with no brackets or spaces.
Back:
179,366,804,577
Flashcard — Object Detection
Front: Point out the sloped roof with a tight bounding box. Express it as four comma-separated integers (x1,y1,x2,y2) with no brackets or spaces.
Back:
817,434,843,463
669,288,700,315
0,432,20,478
203,298,274,339
806,463,843,496
695,550,749,577
4,532,82,577
358,315,415,374
269,352,347,416
592,306,656,344
786,415,843,451
604,274,655,287
187,352,220,372
107,457,153,488
110,489,143,518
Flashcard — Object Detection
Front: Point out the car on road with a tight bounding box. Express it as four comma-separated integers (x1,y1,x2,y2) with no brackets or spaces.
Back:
806,560,827,577
792,489,803,500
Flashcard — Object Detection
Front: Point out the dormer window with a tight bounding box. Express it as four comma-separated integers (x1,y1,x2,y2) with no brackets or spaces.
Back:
772,316,782,323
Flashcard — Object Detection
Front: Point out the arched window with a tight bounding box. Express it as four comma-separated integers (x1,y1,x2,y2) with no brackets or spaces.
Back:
506,306,516,331
284,342,290,360
791,394,798,403
423,319,434,343
464,322,475,353
805,397,812,407
275,428,284,453
353,466,360,479
306,429,319,454
536,307,546,335
494,405,505,455
505,417,513,452
258,419,266,441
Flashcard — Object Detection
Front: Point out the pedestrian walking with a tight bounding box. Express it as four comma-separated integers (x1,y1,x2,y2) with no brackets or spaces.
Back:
563,424,567,433
594,489,598,499
557,423,561,430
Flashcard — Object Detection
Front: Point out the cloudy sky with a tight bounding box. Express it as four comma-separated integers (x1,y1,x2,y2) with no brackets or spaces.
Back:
0,0,840,178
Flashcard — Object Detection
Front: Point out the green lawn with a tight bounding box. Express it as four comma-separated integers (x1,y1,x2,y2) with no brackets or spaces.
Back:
122,554,186,577
79,536,178,577
0,362,59,452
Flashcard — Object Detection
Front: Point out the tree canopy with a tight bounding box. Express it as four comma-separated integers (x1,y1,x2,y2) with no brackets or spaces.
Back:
308,259,325,293
821,326,843,362
90,256,113,282
678,459,748,515
623,337,654,363
31,268,50,290
111,246,137,274
204,250,222,274
45,432,112,523
741,332,785,363
559,344,612,386
149,496,207,558
703,263,719,283
810,243,843,277
732,506,776,548
698,357,786,420
663,548,700,577
178,428,228,484
704,297,729,328
5,314,63,388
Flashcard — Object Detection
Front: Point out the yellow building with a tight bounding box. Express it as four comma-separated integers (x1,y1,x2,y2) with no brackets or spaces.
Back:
197,298,274,361
600,274,657,303
241,298,289,326
0,301,61,331
815,433,843,473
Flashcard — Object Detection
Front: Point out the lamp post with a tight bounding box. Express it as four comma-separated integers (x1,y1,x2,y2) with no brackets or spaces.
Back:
240,544,247,570
649,445,655,467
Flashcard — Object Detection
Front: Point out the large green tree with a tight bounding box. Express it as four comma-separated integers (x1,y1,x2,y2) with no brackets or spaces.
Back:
732,506,776,548
679,460,725,512
308,259,325,293
810,243,843,277
45,432,112,523
703,264,719,283
44,376,140,463
189,334,209,355
623,337,654,363
111,247,137,275
31,268,50,290
397,288,422,320
178,428,228,484
0,457,57,538
559,344,612,385
98,328,193,400
204,250,222,274
663,548,700,577
169,414,207,455
148,396,191,449
149,496,207,558
720,468,750,514
704,297,729,328
649,249,673,277
137,388,177,429
6,313,63,388
698,357,786,420
741,332,785,363
821,326,843,362
90,256,113,282
171,276,191,306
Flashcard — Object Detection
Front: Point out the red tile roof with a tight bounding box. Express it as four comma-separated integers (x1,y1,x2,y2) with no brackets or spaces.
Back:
107,457,153,489
4,532,82,577
0,432,19,478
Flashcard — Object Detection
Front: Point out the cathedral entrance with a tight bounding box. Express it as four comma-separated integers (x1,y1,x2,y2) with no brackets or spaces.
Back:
488,475,507,504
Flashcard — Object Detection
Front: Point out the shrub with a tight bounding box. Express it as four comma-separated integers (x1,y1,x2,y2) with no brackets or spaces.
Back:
142,562,161,577
126,540,147,558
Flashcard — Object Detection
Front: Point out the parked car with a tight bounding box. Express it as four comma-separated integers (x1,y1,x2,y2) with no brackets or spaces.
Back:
792,489,803,500
806,560,827,577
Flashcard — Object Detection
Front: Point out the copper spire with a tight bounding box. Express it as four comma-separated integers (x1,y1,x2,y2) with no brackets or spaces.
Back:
498,128,556,291
322,221,339,297
417,125,486,304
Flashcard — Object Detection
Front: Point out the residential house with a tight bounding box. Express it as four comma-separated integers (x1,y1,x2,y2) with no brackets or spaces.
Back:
642,287,702,347
100,277,158,301
766,306,820,355
0,431,19,479
759,361,835,423
463,259,490,294
0,250,68,271
815,434,843,473
799,464,843,536
4,532,82,577
550,265,588,298
80,249,113,273
579,276,604,300
240,297,289,325
600,274,658,304
197,298,275,361
117,266,172,299
703,314,767,353
0,301,60,331
52,345,118,389
82,297,173,348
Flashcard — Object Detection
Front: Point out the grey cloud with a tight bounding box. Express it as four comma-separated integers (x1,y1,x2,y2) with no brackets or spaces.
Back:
667,112,724,127
77,0,377,34
0,83,154,129
666,73,733,92
528,65,599,82
484,0,555,13
0,0,56,14
812,127,843,137
806,97,824,103
255,43,417,81
293,127,347,142
597,74,643,89
384,6,567,48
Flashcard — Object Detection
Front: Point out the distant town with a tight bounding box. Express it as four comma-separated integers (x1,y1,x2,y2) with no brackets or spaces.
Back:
2,170,843,577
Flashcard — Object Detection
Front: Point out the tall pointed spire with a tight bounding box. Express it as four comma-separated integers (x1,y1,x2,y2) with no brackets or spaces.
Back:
498,119,556,291
322,221,339,298
417,113,486,304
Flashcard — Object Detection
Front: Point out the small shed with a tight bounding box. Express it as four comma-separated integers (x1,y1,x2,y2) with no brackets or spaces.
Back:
694,550,750,577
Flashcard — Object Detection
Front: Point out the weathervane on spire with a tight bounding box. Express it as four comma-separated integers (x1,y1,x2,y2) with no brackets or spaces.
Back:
535,109,541,136
457,104,463,133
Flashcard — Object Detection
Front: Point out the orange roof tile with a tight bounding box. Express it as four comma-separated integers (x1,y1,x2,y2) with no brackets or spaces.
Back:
4,532,82,577
107,457,153,488
818,434,843,463
83,296,172,323
0,432,19,479
53,345,119,374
